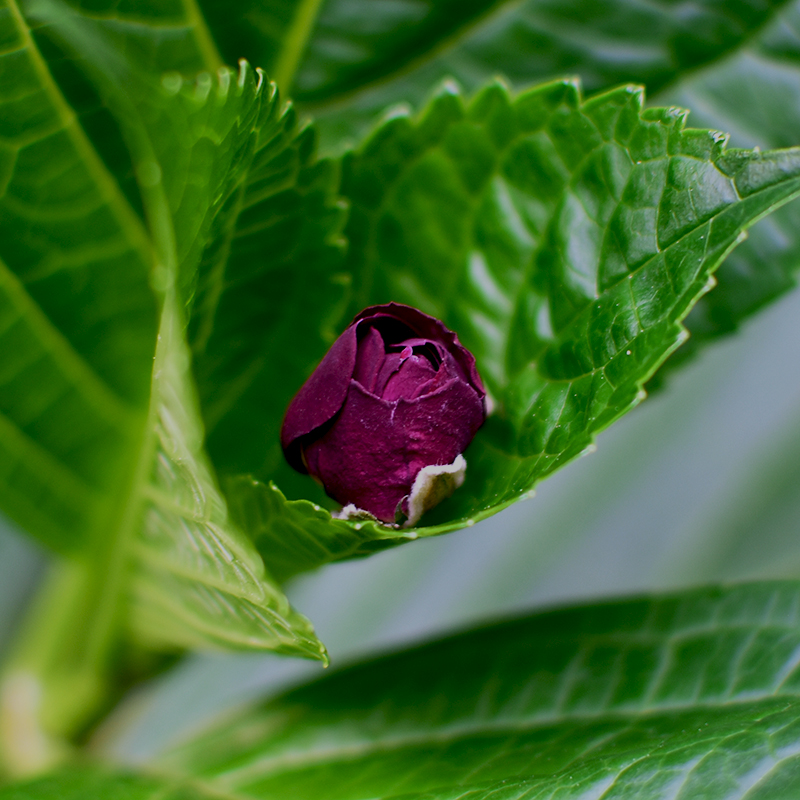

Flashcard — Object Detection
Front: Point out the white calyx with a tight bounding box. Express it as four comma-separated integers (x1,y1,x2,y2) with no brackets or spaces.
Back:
332,504,380,523
403,454,466,528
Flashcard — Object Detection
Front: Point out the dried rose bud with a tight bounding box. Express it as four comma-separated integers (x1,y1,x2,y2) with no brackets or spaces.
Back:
281,303,486,525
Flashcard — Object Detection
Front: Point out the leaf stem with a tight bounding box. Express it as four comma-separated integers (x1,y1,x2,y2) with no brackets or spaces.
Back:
180,0,224,72
0,559,113,777
272,0,325,93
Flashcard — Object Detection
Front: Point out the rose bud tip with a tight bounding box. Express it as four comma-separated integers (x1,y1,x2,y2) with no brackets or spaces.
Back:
281,303,486,525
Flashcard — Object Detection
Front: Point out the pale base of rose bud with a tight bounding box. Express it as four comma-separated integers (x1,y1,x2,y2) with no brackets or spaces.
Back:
403,454,466,528
332,504,381,524
332,455,467,528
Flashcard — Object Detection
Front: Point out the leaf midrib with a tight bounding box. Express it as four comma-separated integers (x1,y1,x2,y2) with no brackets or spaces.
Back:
180,0,223,71
272,0,327,93
181,695,800,785
301,0,527,111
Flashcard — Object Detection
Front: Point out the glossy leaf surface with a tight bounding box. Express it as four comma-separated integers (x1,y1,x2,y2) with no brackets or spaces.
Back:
239,77,800,579
159,582,800,800
219,0,800,380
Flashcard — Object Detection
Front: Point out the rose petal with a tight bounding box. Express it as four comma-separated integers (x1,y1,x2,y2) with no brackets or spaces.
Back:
353,304,485,401
381,355,437,401
281,302,488,523
280,323,358,472
352,325,385,393
303,378,484,523
395,337,444,369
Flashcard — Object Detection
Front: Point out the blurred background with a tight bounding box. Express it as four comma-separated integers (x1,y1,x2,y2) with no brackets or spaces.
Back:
1,277,799,762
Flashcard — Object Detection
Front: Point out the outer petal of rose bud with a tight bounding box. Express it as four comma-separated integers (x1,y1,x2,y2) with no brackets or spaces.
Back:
302,378,484,523
280,324,358,473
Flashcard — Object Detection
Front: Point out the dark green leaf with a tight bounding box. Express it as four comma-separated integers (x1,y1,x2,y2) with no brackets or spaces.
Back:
230,0,800,381
241,0,793,151
340,80,800,531
161,582,800,800
233,78,800,579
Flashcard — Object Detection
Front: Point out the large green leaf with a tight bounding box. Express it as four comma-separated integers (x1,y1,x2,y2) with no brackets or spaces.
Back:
30,0,329,656
225,77,800,582
10,583,800,798
155,582,800,799
0,9,330,752
0,0,156,555
341,80,800,526
0,769,214,800
207,0,800,379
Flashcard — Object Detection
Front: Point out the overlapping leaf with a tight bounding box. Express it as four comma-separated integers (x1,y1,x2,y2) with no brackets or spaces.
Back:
154,582,800,800
214,0,792,151
0,0,329,660
187,89,349,506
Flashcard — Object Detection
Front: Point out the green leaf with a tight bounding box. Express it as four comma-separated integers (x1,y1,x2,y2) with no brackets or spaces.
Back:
34,0,329,656
230,0,800,377
186,95,349,506
340,79,800,528
225,476,411,583
160,582,800,800
0,0,156,555
651,2,800,376
128,291,322,658
29,0,222,75
223,0,791,151
0,7,328,750
229,78,800,581
0,769,214,800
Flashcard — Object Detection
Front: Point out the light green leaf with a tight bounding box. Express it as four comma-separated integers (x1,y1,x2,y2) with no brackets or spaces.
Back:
160,582,800,800
0,0,156,555
36,0,330,657
0,769,214,800
129,291,322,658
0,4,327,736
28,0,221,75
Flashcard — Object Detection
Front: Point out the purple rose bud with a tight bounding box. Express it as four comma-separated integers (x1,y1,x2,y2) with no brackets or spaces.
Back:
281,303,486,525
